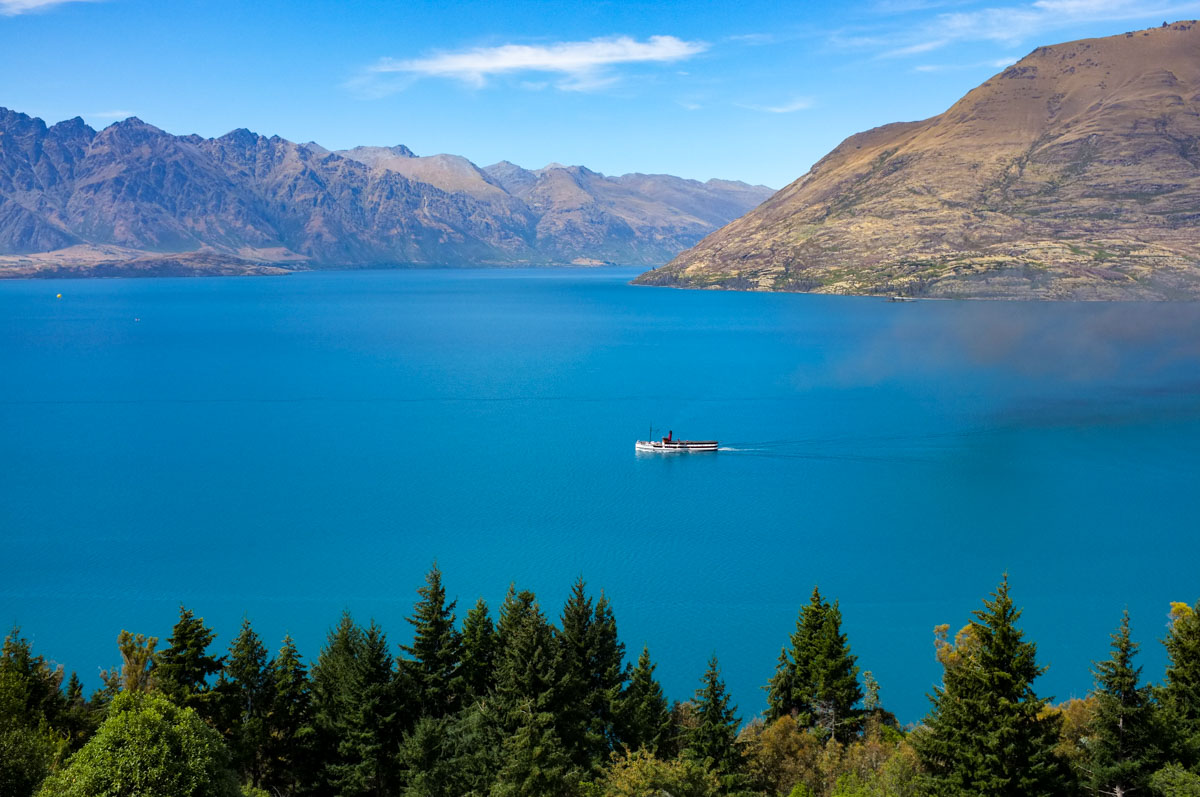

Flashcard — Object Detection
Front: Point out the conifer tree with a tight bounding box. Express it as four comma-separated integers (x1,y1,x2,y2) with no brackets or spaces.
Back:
311,612,363,722
328,621,401,797
264,635,314,797
766,588,863,740
491,700,579,797
1163,599,1200,771
460,598,497,702
155,606,223,719
765,646,796,722
685,654,743,783
0,628,66,726
402,564,463,718
216,618,273,788
60,671,98,748
1087,610,1164,796
809,598,863,741
495,589,562,715
914,576,1070,797
619,645,674,755
557,579,628,773
0,629,69,795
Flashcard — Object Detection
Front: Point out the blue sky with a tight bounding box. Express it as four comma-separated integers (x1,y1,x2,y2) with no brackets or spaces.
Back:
2,0,1199,187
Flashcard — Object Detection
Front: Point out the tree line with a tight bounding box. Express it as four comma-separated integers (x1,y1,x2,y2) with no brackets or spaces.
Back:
1,570,1199,796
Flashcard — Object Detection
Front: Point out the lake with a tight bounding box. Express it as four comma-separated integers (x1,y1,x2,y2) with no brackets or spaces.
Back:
2,267,1199,724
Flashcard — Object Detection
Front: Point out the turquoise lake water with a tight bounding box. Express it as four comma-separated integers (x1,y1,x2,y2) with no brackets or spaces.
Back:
2,267,1199,724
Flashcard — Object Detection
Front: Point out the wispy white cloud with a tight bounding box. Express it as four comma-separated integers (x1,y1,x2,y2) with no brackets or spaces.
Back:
88,109,135,119
849,0,1200,59
738,97,813,113
0,0,94,15
913,55,1021,71
358,35,708,94
881,38,950,57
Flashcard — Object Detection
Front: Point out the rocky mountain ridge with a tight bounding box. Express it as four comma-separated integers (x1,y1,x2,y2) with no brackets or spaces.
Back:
0,108,773,277
637,22,1200,300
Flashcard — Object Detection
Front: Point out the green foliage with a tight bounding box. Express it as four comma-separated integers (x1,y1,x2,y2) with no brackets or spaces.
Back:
490,702,579,797
1164,599,1200,770
0,717,64,797
494,588,562,717
311,614,402,797
556,578,628,773
402,564,463,719
0,629,71,796
913,575,1070,797
584,748,721,797
399,702,505,797
263,634,315,796
767,588,863,741
36,691,241,797
619,645,674,755
460,598,497,703
1151,763,1200,796
155,607,222,719
1,628,67,724
684,654,743,783
1088,610,1165,795
215,618,273,789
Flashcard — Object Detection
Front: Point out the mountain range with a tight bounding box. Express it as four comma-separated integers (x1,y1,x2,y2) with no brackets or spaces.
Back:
0,109,773,277
638,22,1200,300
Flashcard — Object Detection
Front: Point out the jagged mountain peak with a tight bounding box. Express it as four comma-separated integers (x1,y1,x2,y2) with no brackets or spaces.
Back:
0,106,773,275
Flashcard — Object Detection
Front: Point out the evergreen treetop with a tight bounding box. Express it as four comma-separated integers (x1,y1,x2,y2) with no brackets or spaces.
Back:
264,634,315,797
620,644,674,755
460,597,497,702
914,575,1069,797
1088,609,1164,797
685,654,742,781
402,564,463,719
155,606,223,715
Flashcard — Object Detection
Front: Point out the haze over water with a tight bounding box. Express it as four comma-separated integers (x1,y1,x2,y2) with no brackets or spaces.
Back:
2,267,1199,723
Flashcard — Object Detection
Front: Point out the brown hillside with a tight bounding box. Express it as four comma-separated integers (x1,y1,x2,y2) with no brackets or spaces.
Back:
638,22,1200,299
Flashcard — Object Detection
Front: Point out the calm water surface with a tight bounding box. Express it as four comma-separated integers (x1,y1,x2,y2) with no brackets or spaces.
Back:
2,267,1199,723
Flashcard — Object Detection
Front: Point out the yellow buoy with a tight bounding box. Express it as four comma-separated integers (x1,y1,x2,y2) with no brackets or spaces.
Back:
56,293,62,299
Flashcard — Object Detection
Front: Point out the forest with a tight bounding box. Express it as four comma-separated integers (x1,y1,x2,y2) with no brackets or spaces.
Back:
2,570,1199,797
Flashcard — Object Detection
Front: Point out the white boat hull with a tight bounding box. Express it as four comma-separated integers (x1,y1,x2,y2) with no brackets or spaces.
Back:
635,440,718,453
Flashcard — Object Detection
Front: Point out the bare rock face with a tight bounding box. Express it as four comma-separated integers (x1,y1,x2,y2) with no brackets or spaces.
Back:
638,22,1200,300
0,109,774,276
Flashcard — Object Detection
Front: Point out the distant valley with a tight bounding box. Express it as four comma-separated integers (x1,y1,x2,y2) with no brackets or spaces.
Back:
639,22,1200,300
0,109,773,277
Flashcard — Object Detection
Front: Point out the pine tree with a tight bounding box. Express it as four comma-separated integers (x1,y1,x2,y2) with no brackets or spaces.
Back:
1088,610,1164,796
402,564,463,719
765,646,796,722
495,589,562,715
312,616,402,797
619,645,674,755
809,599,863,741
490,700,578,797
1163,599,1200,771
311,612,364,794
460,598,497,702
155,606,223,719
556,578,628,773
217,618,273,788
263,635,314,797
765,588,863,740
60,671,99,749
0,627,66,726
685,654,743,783
914,576,1070,797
